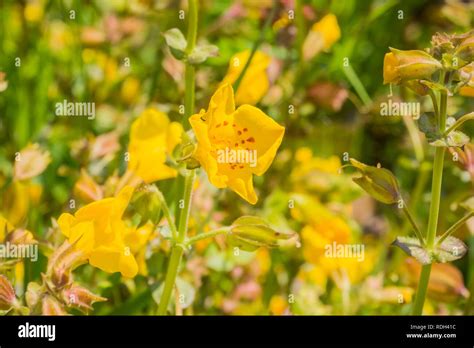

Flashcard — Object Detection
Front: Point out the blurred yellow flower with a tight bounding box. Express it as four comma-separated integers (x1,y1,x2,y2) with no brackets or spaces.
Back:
302,14,340,61
189,84,285,204
2,181,30,226
127,108,183,184
24,1,44,23
121,77,140,104
269,295,287,315
221,50,271,105
0,215,14,241
58,186,139,278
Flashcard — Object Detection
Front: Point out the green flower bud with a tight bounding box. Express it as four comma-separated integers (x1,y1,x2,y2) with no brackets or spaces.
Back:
349,159,401,204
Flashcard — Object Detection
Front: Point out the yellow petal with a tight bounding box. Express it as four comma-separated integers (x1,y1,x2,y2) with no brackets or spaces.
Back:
383,52,400,84
311,14,341,50
232,105,285,176
89,245,138,278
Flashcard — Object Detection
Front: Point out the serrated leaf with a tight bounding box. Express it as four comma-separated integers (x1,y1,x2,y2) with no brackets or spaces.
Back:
392,236,467,264
392,237,431,265
163,28,187,60
187,44,219,64
430,130,470,147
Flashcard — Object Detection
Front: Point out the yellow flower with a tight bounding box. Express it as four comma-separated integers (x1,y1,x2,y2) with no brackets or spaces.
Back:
302,14,341,61
0,215,14,241
123,222,154,276
221,50,271,105
24,1,44,23
383,48,442,84
311,14,341,50
58,186,139,278
127,108,183,183
189,84,285,204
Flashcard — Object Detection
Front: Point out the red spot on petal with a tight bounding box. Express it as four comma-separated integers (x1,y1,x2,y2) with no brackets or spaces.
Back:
239,165,244,169
215,123,221,128
246,137,255,143
235,143,239,147
241,140,245,144
223,121,229,126
243,128,248,132
237,130,242,135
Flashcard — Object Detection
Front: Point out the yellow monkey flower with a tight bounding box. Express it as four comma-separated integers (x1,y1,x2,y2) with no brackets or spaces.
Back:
58,186,139,278
127,108,183,183
189,84,285,204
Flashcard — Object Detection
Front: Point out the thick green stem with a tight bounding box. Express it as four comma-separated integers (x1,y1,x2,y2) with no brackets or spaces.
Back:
412,89,447,315
157,0,198,315
412,264,432,315
157,170,196,315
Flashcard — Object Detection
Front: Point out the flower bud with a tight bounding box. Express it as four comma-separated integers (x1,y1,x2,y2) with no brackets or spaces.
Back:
62,285,106,312
25,282,43,310
383,48,442,85
42,294,67,315
228,216,296,252
349,159,401,204
47,241,85,289
73,169,104,203
0,275,17,310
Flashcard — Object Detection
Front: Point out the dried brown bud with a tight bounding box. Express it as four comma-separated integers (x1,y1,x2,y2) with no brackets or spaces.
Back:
0,275,17,310
62,285,106,312
42,295,68,315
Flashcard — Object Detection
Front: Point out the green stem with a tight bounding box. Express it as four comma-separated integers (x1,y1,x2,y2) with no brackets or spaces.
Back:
412,89,447,315
412,264,432,315
402,205,425,245
183,0,198,126
157,170,196,315
437,212,474,245
186,227,231,245
152,186,178,240
443,112,474,136
157,0,198,315
233,4,277,93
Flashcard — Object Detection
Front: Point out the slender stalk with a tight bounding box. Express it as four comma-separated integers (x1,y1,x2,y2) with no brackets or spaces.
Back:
186,227,231,245
412,88,447,315
402,205,424,245
157,0,198,315
443,112,474,136
233,4,277,93
152,186,178,240
437,212,474,245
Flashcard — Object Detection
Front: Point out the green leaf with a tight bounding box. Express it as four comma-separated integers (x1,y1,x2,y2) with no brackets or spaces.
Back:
152,277,195,310
392,236,467,264
418,113,441,142
433,236,467,262
430,130,470,147
163,28,187,60
187,44,219,65
392,237,431,265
